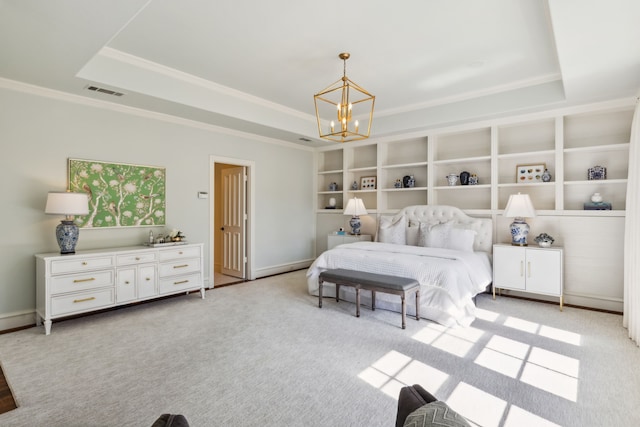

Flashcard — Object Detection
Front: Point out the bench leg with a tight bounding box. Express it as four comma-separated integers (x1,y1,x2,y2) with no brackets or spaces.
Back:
401,293,406,329
356,288,361,317
371,290,376,311
318,278,323,308
336,283,340,303
415,289,420,321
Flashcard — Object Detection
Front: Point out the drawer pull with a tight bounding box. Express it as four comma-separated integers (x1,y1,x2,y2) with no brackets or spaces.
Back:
82,262,88,266
73,277,96,283
125,281,130,285
179,251,184,255
174,280,189,285
145,277,151,281
135,257,141,261
173,264,188,269
73,296,96,304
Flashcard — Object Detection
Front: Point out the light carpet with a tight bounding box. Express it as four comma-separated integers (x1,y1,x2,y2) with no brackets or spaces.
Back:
0,270,639,427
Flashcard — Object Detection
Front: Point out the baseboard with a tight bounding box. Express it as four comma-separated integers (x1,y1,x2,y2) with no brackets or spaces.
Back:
494,289,623,313
254,259,313,279
0,310,35,334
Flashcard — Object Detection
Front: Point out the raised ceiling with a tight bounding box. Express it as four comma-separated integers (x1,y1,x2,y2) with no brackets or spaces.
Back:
1,0,638,147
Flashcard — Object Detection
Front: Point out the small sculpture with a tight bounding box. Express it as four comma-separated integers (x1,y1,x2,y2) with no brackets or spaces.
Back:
534,233,555,248
351,181,358,190
542,169,552,182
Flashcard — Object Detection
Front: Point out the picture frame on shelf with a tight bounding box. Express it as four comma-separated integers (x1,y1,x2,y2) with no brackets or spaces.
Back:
516,163,545,184
360,176,376,189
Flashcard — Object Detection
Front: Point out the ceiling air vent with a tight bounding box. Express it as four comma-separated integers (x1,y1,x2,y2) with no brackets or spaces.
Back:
86,85,125,97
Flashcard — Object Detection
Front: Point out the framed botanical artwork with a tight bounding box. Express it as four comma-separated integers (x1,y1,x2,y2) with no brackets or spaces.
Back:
360,176,376,190
516,163,545,184
68,159,166,228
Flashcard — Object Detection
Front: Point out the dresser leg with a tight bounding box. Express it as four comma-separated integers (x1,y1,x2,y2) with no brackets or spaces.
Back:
44,320,52,335
200,287,205,299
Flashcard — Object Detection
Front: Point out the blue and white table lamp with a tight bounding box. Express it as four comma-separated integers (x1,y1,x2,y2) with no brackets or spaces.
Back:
344,197,367,235
45,191,90,254
504,193,536,246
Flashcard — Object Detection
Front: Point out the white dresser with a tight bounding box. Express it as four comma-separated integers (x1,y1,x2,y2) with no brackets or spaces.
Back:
35,243,205,335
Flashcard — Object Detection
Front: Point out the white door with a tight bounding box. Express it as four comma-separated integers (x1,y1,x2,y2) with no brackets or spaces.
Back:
493,246,526,290
221,166,246,278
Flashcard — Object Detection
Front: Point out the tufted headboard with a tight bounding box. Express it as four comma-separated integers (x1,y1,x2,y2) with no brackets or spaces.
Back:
389,205,493,253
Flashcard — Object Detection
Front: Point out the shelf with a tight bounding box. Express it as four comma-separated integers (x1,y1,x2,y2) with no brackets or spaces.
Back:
317,169,343,175
498,182,555,188
564,143,629,154
347,166,377,173
497,149,555,159
347,189,377,193
433,184,491,190
381,186,428,192
432,155,491,165
564,179,627,185
381,161,428,169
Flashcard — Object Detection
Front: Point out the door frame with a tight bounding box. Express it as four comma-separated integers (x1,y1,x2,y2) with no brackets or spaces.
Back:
210,156,256,285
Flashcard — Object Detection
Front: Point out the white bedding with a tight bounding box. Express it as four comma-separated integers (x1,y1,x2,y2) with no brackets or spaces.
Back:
307,241,492,327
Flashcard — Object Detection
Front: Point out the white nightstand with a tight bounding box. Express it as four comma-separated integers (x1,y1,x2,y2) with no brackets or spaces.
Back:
327,234,372,250
492,243,564,310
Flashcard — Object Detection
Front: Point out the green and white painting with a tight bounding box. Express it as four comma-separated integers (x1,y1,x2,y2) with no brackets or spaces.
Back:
68,159,166,228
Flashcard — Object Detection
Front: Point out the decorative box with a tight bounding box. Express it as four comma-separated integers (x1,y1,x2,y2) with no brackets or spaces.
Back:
583,202,612,210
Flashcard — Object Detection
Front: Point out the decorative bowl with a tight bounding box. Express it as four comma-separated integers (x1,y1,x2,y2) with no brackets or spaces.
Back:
538,241,552,248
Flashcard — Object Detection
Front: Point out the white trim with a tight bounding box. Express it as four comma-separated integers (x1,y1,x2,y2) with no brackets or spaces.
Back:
210,156,257,283
0,76,313,152
254,259,314,279
377,73,563,117
99,47,314,122
0,310,36,332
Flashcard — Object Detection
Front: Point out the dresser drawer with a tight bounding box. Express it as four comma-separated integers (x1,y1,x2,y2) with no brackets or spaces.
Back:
51,256,114,275
50,270,114,294
116,252,156,265
159,258,201,277
51,288,115,316
158,246,201,261
159,273,202,294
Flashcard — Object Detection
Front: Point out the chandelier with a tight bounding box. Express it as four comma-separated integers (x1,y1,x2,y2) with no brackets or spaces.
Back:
314,53,375,143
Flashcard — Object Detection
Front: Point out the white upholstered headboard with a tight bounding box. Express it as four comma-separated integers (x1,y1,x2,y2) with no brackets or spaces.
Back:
389,205,493,253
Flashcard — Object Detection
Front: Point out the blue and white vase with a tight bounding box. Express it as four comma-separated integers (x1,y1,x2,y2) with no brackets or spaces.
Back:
56,220,80,254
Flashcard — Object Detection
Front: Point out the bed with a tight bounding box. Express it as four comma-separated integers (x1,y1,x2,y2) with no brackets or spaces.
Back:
307,205,493,327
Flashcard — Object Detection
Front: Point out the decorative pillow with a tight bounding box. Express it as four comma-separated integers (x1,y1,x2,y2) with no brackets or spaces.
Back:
418,221,453,248
406,220,420,246
378,216,406,245
447,228,477,252
403,401,471,427
418,222,476,252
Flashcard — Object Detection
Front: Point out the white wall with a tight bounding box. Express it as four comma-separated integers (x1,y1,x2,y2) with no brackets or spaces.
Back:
0,85,315,329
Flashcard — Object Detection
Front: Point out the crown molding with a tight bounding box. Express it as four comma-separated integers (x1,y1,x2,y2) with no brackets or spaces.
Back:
0,76,314,152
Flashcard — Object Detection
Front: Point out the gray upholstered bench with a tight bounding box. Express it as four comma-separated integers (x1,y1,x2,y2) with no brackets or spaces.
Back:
318,268,420,329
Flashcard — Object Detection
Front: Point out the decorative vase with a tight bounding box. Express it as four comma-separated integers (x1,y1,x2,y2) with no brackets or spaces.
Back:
407,175,415,188
460,171,470,185
542,169,552,182
394,179,402,188
55,220,80,254
329,197,336,207
468,174,478,185
446,174,459,186
328,182,338,191
591,192,603,203
402,175,411,188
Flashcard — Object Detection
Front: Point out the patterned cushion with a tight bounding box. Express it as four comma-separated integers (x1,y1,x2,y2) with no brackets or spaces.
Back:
378,216,407,244
403,401,471,427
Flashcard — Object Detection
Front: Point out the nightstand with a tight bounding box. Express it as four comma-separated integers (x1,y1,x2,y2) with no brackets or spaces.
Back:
492,243,563,310
327,234,372,250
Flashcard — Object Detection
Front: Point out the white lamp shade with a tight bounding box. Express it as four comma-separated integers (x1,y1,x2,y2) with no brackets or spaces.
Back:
45,191,89,216
503,193,536,218
344,197,367,216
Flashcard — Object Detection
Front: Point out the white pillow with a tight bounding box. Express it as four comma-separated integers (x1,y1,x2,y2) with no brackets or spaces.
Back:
447,228,477,252
418,222,476,252
377,216,406,245
406,220,420,246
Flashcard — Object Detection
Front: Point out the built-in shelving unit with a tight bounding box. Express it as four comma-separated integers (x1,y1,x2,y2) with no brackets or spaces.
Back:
315,102,634,218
